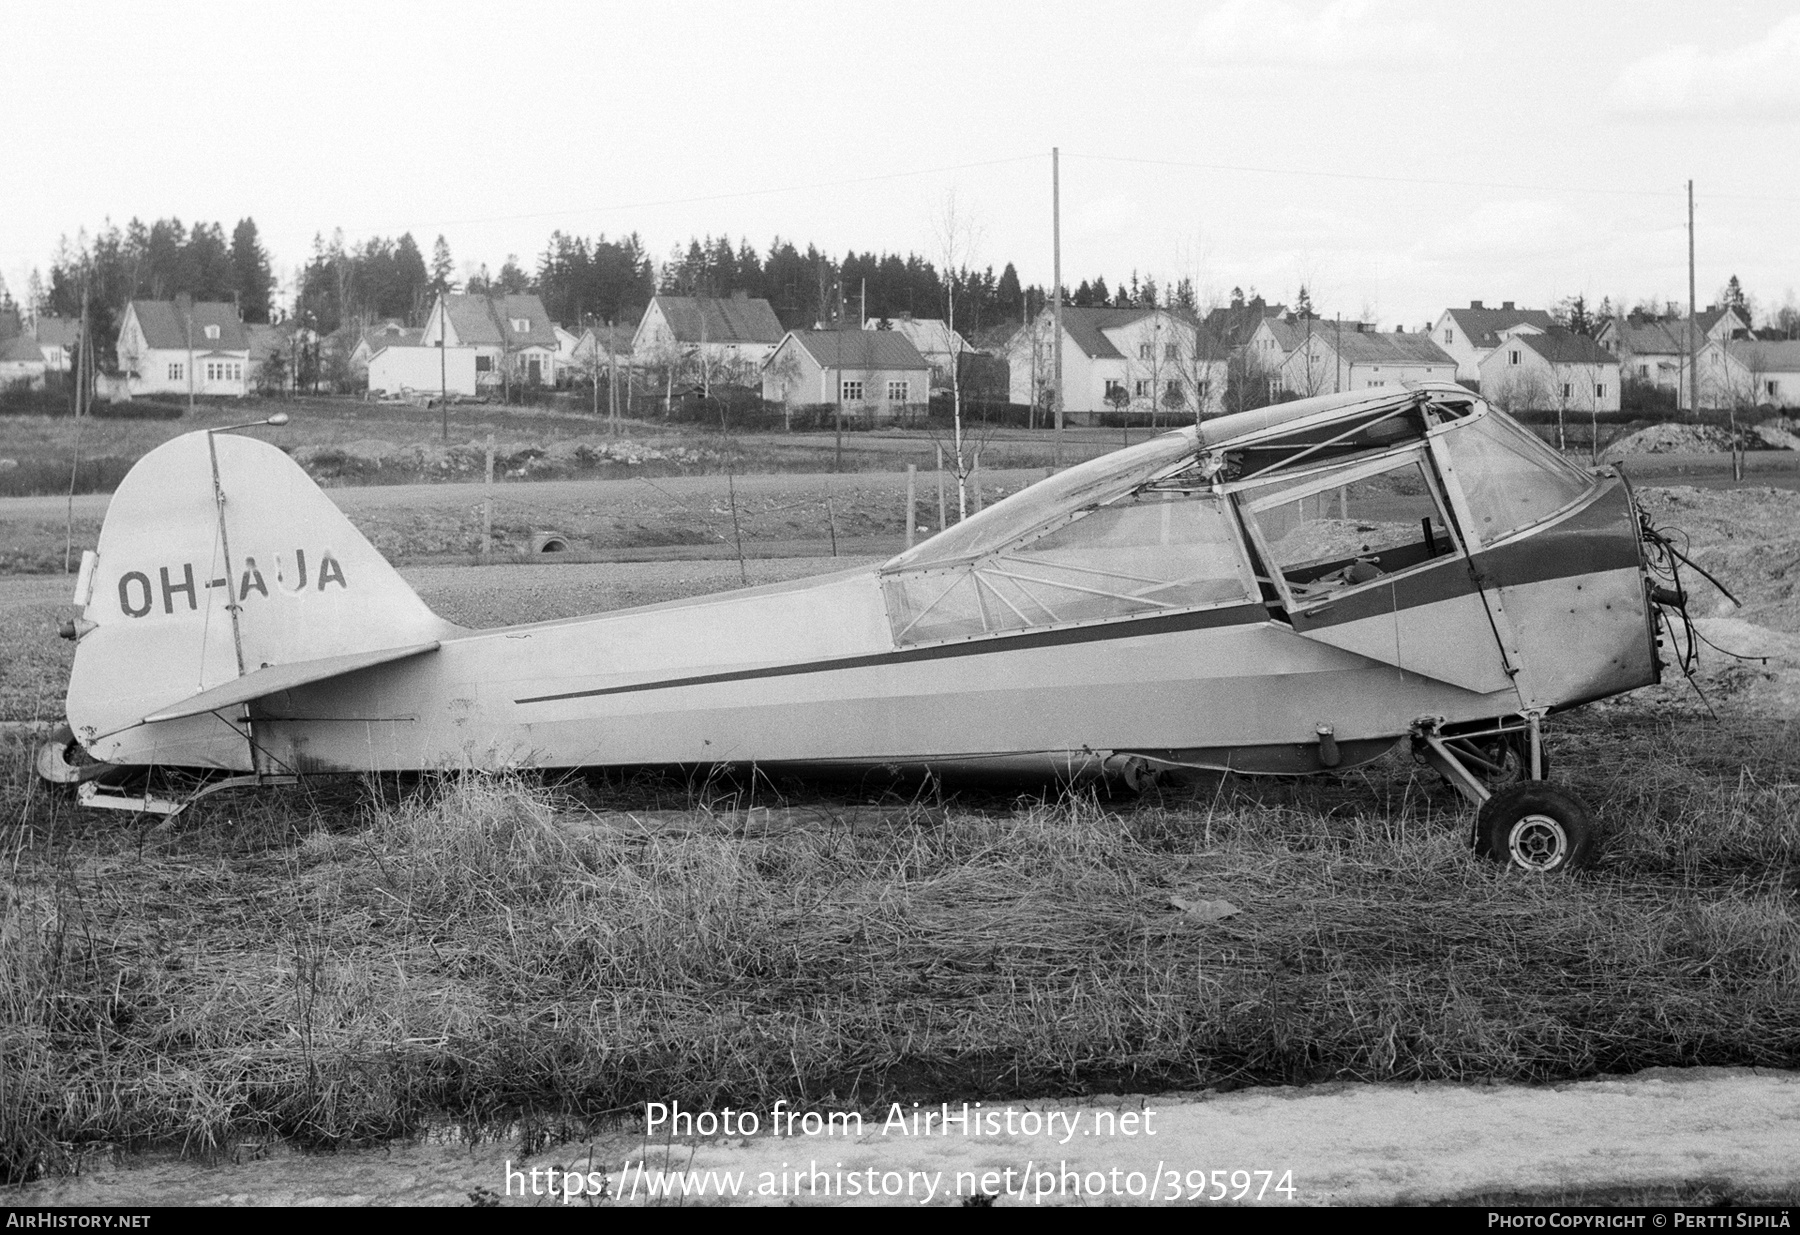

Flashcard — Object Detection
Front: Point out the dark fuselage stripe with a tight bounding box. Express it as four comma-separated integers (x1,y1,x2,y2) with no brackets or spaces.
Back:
514,603,1269,704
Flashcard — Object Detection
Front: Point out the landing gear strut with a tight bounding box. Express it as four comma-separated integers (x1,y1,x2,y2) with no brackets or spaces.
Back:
1412,714,1594,873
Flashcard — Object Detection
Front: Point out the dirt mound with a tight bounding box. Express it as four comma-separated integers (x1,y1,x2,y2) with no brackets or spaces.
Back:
289,437,715,483
1753,418,1800,451
1604,422,1740,459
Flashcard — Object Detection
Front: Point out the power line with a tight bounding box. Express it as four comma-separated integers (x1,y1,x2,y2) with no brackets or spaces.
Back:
1060,152,1800,206
386,154,1046,232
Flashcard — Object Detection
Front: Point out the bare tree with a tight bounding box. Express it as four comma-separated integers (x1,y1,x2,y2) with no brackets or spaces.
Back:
764,340,807,432
1126,312,1177,431
932,192,983,521
1171,300,1229,428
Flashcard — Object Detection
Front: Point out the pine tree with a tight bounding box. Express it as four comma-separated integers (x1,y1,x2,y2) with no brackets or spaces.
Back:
230,219,274,322
430,235,456,295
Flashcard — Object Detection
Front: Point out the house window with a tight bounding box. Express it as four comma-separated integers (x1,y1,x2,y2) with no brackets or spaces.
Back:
1639,363,1650,377
1509,349,1521,365
1138,343,1151,360
511,318,530,332
841,380,864,401
1165,343,1177,361
886,379,909,402
1104,379,1125,400
168,363,182,381
204,324,220,340
475,355,492,372
1769,381,1779,398
1443,329,1453,344
1134,380,1151,398
1562,383,1573,399
1165,379,1182,400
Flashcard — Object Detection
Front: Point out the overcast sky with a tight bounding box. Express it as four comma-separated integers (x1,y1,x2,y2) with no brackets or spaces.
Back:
6,0,1798,328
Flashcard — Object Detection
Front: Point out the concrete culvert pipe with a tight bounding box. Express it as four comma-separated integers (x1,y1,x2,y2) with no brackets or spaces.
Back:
531,532,571,554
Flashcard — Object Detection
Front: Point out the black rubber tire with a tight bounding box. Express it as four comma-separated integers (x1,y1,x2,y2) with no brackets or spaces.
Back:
1477,783,1596,872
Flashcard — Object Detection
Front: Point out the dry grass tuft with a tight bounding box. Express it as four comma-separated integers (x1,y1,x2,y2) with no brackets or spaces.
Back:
3,717,1798,1182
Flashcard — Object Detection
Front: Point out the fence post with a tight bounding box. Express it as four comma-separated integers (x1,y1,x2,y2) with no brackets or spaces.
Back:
936,443,947,529
482,433,494,558
906,463,917,548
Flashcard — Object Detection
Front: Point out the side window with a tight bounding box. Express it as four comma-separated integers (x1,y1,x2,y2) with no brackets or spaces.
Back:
1239,452,1459,606
883,495,1256,646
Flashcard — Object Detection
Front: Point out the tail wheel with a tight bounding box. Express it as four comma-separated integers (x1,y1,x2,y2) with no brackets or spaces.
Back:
35,723,119,786
1477,783,1596,873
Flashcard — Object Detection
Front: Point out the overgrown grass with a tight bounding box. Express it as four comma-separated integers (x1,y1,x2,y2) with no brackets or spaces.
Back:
3,709,1797,1184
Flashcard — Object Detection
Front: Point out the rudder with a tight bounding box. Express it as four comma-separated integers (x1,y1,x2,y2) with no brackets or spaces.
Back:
67,430,452,758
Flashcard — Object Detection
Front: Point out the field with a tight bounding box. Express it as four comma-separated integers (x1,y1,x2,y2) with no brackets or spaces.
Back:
0,395,1126,499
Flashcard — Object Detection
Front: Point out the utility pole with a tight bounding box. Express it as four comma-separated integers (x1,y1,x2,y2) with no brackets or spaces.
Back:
1687,179,1699,420
608,322,621,437
438,291,448,441
1052,145,1064,467
176,292,195,418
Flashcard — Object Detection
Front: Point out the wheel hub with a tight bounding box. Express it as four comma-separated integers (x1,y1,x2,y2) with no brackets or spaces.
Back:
1508,813,1570,870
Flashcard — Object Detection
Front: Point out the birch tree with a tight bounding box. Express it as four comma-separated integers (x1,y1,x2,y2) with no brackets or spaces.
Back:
933,193,982,521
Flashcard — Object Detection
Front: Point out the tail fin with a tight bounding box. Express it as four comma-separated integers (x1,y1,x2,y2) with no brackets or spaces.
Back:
67,430,451,753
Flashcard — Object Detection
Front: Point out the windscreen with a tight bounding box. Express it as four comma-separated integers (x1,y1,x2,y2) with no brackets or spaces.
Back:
1441,411,1595,545
883,493,1255,645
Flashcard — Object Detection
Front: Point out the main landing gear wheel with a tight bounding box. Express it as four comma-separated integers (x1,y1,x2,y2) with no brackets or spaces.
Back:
1477,783,1595,873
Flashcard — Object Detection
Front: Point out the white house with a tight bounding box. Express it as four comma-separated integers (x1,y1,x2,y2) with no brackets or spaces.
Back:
115,300,250,398
1278,327,1457,397
348,321,422,375
32,316,81,372
367,344,478,397
1476,325,1620,414
633,294,785,378
571,324,636,369
861,315,971,390
1005,306,1228,419
762,329,930,422
0,334,48,388
1243,315,1377,388
1428,301,1555,383
1597,304,1751,409
421,293,561,389
1696,339,1800,410
554,324,582,374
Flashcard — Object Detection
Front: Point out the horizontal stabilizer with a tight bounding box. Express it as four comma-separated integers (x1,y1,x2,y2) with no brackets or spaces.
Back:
143,641,440,723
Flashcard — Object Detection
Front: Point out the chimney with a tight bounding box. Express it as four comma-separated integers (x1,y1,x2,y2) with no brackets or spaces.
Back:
1470,300,1484,310
1501,300,1515,311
